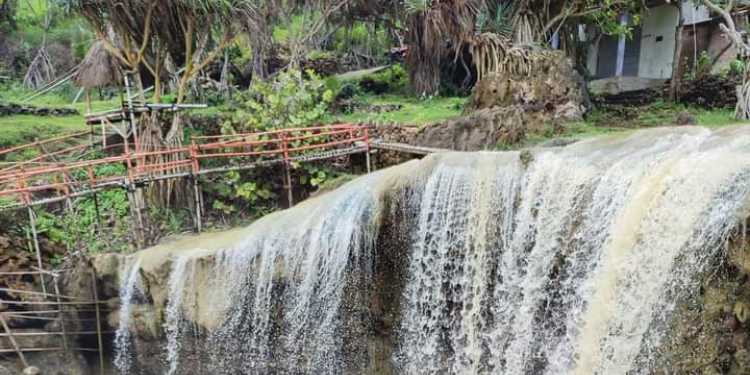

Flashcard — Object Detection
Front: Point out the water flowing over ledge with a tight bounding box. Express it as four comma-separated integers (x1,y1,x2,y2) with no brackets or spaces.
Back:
111,126,750,374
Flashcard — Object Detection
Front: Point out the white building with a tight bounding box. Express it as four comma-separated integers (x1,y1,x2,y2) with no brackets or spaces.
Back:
586,1,731,81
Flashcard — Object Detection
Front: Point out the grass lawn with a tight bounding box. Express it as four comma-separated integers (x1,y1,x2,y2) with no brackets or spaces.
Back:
0,84,128,147
332,94,467,126
0,115,90,147
516,102,743,150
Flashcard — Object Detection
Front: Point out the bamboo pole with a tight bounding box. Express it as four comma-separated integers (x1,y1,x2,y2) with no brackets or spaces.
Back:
27,207,47,295
52,277,69,351
0,313,29,368
0,330,115,337
280,132,293,207
190,143,202,233
0,299,108,306
0,287,89,301
90,271,105,375
364,128,372,174
123,72,140,153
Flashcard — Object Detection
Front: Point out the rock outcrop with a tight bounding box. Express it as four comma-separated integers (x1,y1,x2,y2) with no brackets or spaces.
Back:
374,50,586,151
0,103,79,117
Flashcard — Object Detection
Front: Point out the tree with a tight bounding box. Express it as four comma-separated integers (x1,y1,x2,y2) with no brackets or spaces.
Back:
699,0,750,119
400,0,642,96
0,0,15,31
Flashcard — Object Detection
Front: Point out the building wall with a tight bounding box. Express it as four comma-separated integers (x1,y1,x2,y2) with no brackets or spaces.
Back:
681,3,711,25
638,4,680,79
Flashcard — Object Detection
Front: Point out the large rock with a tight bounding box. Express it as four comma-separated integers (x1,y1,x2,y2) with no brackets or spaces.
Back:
410,106,546,151
465,50,586,120
371,50,586,152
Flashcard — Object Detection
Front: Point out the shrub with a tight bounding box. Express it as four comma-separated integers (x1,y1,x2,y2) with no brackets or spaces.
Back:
225,69,334,133
359,64,409,95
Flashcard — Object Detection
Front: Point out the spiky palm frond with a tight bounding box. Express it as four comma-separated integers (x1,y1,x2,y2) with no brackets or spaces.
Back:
475,2,512,38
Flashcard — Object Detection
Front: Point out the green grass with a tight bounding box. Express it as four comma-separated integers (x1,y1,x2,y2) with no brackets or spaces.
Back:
0,85,121,147
0,114,88,147
333,94,467,126
515,103,743,150
694,108,738,127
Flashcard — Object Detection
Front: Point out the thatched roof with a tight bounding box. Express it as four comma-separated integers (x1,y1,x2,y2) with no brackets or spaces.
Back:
73,40,122,89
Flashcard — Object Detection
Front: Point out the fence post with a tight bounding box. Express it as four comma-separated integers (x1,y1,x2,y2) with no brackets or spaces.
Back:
125,154,145,249
190,142,202,233
0,314,28,368
281,132,293,208
22,174,47,295
52,276,69,352
364,127,372,174
87,165,103,235
90,270,105,375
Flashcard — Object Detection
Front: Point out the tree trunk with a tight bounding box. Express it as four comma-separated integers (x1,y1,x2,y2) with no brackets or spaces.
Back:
736,65,750,120
406,13,441,96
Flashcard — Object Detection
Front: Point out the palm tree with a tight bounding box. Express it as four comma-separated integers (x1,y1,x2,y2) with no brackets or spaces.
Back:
403,0,484,95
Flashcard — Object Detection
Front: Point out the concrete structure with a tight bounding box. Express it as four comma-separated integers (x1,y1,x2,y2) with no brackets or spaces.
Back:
586,2,737,80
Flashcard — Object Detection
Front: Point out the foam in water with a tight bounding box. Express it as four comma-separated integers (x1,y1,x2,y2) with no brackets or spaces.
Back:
115,126,750,374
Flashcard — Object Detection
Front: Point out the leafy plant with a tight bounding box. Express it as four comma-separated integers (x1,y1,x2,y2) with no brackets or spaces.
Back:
204,169,277,219
226,69,334,132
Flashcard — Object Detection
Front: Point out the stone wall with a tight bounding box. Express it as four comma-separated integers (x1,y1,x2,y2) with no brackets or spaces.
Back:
0,103,79,117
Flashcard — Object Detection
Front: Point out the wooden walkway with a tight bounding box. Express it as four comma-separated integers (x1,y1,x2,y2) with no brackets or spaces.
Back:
0,124,371,211
368,140,450,155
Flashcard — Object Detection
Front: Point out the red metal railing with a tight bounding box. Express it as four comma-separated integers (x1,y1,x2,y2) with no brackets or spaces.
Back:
0,124,370,209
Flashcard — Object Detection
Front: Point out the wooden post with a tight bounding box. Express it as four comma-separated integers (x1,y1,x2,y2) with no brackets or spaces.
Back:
87,166,103,235
284,164,293,208
123,72,140,153
52,276,69,352
125,154,145,249
0,314,28,368
90,271,105,375
364,128,372,174
280,132,293,207
190,143,202,233
84,89,92,115
126,186,145,249
27,207,47,295
192,177,202,233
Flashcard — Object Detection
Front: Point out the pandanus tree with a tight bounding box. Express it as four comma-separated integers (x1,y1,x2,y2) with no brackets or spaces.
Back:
61,0,252,141
400,0,642,96
60,0,252,204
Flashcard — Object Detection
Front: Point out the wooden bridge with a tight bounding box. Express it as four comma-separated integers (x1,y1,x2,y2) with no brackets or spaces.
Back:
0,124,373,211
0,124,450,213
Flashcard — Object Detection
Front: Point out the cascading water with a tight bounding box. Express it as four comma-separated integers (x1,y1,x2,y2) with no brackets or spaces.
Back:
113,258,142,375
113,126,750,374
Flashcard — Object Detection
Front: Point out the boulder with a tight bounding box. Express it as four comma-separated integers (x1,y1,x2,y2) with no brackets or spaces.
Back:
465,50,586,121
410,106,547,151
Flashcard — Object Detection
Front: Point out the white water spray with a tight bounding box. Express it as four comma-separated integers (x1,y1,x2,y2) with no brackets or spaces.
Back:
113,258,142,374
119,126,750,374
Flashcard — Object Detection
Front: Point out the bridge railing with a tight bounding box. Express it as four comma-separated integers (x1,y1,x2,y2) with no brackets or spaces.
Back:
0,124,370,210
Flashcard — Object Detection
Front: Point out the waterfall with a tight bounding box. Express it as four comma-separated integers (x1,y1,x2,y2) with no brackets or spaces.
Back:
113,258,142,375
396,127,750,374
130,126,750,374
164,255,193,375
162,174,384,374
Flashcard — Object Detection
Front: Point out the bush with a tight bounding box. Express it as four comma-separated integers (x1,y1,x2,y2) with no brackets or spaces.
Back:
225,69,334,133
207,69,343,222
359,64,409,95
